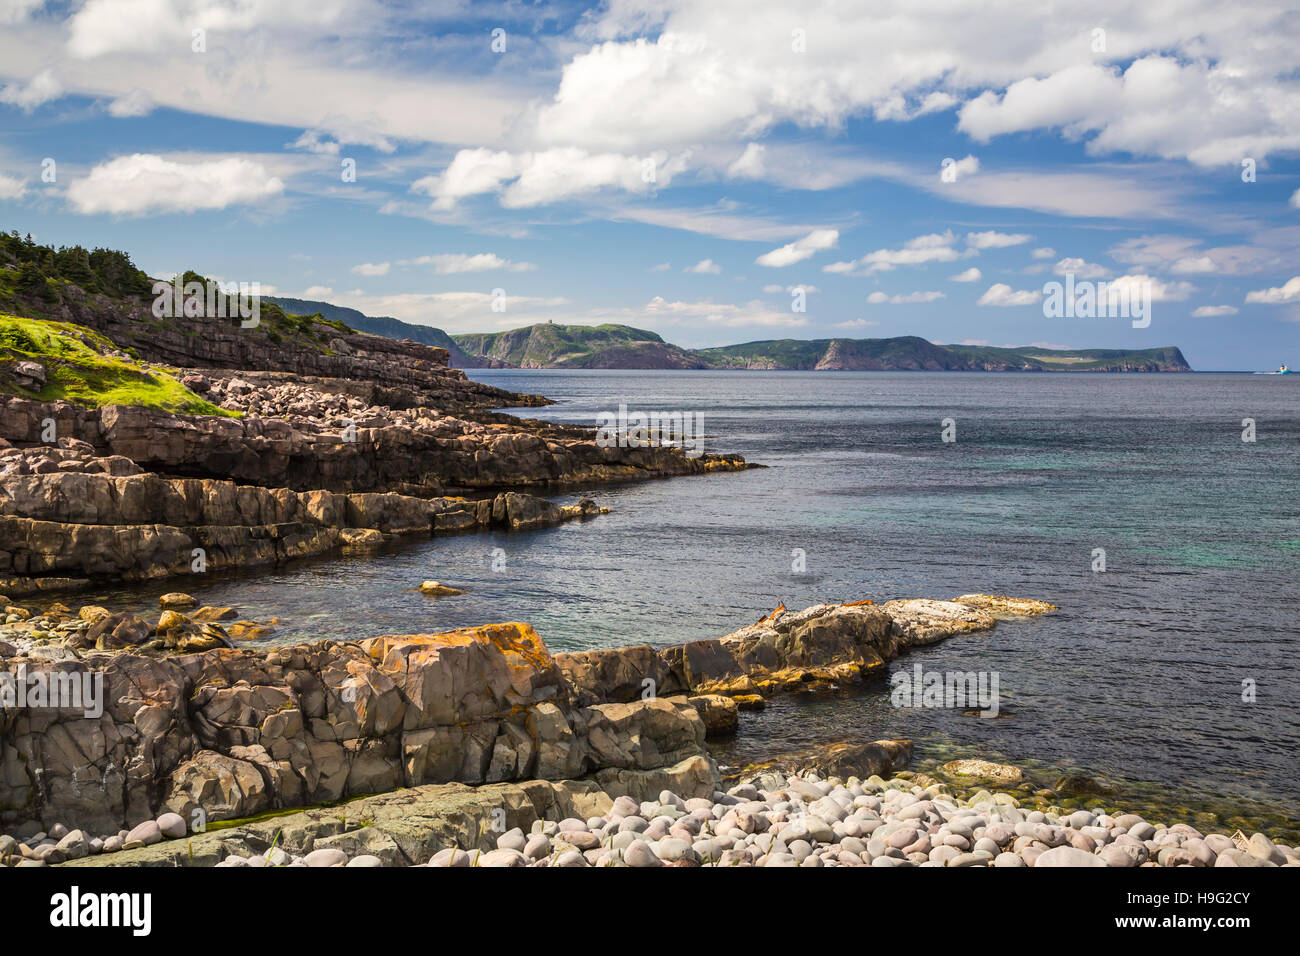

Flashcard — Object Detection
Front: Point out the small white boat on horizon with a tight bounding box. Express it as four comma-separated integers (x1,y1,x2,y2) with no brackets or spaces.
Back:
1253,364,1292,374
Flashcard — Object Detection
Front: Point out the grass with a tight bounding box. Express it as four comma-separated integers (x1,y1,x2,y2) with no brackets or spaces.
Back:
0,312,238,417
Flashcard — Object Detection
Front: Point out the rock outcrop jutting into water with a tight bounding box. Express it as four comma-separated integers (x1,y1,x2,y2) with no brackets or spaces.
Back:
0,304,748,596
0,595,1050,853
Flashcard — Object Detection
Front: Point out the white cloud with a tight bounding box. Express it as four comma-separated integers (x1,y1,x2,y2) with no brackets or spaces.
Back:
290,130,342,156
1192,305,1238,317
544,4,1300,168
404,253,537,275
1054,257,1110,279
639,295,804,329
650,262,671,271
727,143,766,179
1292,188,1300,209
967,230,1031,250
0,173,26,200
977,283,1042,306
834,318,880,329
764,283,819,294
1107,274,1195,302
1108,235,1274,277
685,258,723,274
866,290,945,304
415,147,689,209
950,267,982,282
608,202,830,242
939,155,980,182
825,230,960,276
755,228,839,267
0,0,45,25
0,68,61,111
66,153,285,215
1032,247,1056,259
958,54,1300,166
1245,277,1300,304
351,262,391,277
1169,256,1217,274
107,89,156,117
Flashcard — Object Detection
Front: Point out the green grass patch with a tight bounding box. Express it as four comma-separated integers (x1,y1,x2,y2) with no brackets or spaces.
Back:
0,312,238,416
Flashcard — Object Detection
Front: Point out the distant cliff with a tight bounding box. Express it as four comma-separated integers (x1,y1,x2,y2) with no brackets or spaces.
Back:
453,323,707,369
696,336,1191,371
451,324,1192,372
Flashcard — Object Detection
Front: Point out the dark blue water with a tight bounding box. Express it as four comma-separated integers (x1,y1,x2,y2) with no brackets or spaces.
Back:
95,371,1300,830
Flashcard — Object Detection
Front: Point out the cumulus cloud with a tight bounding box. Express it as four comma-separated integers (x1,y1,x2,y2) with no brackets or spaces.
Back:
414,147,688,209
541,3,1300,167
685,258,722,274
940,155,980,182
0,68,62,111
1107,274,1195,302
866,290,945,304
1054,257,1110,279
967,230,1031,249
403,253,537,275
0,173,26,200
1245,277,1300,304
1192,305,1238,317
639,295,804,329
825,231,960,276
107,89,156,117
1032,247,1056,259
950,267,982,282
977,283,1042,306
958,54,1300,166
764,283,819,294
727,143,766,179
1169,256,1216,274
755,229,838,268
66,153,284,215
351,262,390,277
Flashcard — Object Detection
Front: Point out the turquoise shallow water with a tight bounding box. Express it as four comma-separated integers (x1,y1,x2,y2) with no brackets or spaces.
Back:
90,371,1300,833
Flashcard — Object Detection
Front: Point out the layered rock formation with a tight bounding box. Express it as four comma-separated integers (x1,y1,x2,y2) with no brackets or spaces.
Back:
0,595,1051,838
0,438,608,593
0,353,746,594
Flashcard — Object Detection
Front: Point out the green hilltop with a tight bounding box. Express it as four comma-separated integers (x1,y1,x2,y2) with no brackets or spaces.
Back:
452,323,1192,372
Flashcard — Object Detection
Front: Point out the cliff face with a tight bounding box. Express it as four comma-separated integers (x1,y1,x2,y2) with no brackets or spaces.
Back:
449,324,1193,372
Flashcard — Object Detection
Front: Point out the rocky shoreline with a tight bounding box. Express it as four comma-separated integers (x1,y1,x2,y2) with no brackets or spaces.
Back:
0,317,748,597
3,583,1295,868
1,593,1059,863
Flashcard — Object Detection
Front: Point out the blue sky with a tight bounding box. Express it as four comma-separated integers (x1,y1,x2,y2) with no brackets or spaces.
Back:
2,1,1300,369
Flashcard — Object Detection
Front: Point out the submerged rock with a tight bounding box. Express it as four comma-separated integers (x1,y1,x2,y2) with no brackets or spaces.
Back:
418,580,464,596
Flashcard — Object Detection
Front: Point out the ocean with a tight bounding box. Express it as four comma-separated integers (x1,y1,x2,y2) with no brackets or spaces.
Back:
92,370,1300,834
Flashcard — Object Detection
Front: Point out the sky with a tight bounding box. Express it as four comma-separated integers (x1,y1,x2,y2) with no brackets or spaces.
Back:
1,0,1299,370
